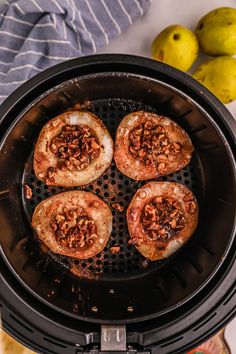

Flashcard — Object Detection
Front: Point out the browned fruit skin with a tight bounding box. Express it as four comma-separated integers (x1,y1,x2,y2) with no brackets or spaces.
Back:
114,111,194,180
32,191,112,259
33,111,113,187
127,182,198,261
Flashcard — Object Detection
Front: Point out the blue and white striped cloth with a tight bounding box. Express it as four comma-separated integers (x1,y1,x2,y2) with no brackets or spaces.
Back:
0,0,150,104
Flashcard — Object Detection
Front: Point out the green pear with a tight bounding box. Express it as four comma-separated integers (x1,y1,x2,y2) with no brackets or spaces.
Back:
196,7,236,56
151,25,199,72
193,56,236,104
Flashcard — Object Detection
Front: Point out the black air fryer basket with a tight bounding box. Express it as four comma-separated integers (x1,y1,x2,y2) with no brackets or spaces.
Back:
0,55,236,354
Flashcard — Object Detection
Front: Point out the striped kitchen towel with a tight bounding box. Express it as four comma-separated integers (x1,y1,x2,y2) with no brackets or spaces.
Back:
0,0,151,104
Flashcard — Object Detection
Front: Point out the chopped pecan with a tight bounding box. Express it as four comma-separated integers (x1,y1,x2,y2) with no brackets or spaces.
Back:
138,148,146,158
67,210,77,220
141,196,186,241
48,167,56,178
50,124,100,172
128,238,143,246
51,222,58,232
72,100,92,111
112,203,124,213
183,192,194,202
46,167,56,184
110,246,121,254
157,162,166,172
129,146,137,155
51,207,97,249
144,120,154,129
153,196,163,204
157,154,168,162
169,218,177,229
172,142,182,154
128,120,182,170
55,214,65,223
24,184,33,199
186,200,197,214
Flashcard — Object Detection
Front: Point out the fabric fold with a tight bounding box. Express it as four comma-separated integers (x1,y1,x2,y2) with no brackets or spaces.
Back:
0,0,151,103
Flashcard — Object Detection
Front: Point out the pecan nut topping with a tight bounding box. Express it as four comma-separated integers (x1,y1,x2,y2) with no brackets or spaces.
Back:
24,184,33,199
50,124,100,173
51,207,97,250
111,203,124,213
128,120,182,168
184,192,197,214
110,246,121,254
141,196,187,241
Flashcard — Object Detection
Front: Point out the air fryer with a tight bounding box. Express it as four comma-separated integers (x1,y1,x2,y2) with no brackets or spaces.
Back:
0,54,236,354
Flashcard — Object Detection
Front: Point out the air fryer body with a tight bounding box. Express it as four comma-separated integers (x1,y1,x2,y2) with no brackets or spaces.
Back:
0,55,236,354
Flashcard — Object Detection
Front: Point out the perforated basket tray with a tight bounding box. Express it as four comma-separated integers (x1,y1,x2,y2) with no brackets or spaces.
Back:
22,98,198,279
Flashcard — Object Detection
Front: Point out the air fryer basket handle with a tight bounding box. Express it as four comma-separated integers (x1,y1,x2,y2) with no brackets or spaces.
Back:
76,325,151,353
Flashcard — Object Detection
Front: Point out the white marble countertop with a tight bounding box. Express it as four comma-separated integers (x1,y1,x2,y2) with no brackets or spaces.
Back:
100,0,236,352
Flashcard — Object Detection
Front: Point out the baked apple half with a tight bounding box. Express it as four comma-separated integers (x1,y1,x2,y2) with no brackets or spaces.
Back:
127,182,198,261
114,111,194,180
34,111,113,187
32,191,112,259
